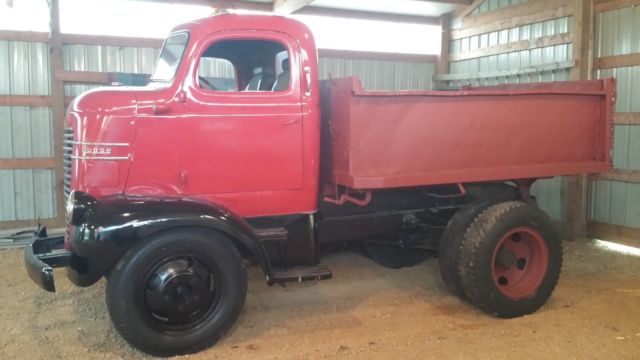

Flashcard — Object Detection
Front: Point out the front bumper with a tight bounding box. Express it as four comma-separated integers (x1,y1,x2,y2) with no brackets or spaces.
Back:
24,227,71,292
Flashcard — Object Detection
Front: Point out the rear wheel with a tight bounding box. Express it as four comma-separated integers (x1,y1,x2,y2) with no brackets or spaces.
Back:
106,228,247,356
457,201,562,318
438,201,492,298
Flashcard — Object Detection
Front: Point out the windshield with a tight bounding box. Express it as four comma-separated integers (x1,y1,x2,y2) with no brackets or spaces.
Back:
151,32,189,82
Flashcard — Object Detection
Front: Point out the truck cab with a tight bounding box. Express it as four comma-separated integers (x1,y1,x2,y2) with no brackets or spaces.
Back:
68,14,321,217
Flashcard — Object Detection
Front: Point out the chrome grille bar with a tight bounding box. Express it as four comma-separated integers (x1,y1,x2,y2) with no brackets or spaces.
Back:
63,127,74,202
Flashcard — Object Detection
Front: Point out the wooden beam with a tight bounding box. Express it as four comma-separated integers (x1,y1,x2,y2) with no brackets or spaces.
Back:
49,0,67,228
318,49,437,63
564,0,593,241
0,30,49,43
461,0,568,28
273,0,315,14
0,158,56,170
587,221,640,247
594,0,640,13
450,4,570,40
450,32,572,62
0,95,52,107
297,7,440,25
424,0,472,4
55,71,110,84
594,53,640,69
435,60,575,81
614,112,640,125
61,33,163,48
437,13,451,82
594,169,640,184
0,218,61,231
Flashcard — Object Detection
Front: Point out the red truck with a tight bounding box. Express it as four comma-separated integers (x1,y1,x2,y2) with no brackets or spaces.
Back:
25,13,614,356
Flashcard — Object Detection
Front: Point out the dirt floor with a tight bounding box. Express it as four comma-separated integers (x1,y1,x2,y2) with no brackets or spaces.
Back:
0,239,639,360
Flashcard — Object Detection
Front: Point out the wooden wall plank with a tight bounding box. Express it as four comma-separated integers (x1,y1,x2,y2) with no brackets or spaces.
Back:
0,95,52,107
594,169,640,184
435,60,575,81
49,0,66,227
587,221,640,247
451,3,570,40
594,0,640,13
55,71,110,84
461,0,569,28
615,112,640,125
0,30,49,42
594,53,640,69
0,218,60,231
453,0,487,18
437,13,451,77
450,33,572,62
0,158,56,170
318,49,437,63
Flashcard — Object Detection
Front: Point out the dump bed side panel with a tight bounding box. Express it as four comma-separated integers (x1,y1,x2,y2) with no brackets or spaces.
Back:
321,77,614,190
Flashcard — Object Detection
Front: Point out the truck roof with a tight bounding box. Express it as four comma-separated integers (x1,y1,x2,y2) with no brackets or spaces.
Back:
170,13,314,44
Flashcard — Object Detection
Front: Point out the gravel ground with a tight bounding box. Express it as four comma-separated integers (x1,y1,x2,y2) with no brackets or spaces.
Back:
0,239,639,360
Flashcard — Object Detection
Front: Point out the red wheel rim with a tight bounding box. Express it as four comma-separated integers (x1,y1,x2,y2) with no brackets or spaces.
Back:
491,226,549,299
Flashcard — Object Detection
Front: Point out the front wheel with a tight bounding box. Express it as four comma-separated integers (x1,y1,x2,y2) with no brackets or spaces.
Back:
457,201,562,318
106,228,247,356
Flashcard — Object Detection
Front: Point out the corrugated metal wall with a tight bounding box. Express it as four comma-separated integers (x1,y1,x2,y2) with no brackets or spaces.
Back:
0,40,57,221
447,4,572,220
63,44,159,95
590,6,640,229
449,17,572,88
318,58,434,90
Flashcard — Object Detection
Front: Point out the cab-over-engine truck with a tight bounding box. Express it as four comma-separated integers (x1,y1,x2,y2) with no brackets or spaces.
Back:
25,14,614,356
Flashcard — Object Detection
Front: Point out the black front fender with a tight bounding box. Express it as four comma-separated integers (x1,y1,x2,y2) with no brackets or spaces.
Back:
68,192,271,287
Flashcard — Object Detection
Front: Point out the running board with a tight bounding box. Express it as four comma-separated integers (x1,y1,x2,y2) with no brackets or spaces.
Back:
268,264,332,285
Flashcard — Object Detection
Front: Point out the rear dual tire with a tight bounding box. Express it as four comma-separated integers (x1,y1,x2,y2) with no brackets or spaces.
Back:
439,201,562,318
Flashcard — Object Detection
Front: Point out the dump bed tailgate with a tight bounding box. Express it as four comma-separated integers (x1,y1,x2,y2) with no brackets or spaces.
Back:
320,77,615,189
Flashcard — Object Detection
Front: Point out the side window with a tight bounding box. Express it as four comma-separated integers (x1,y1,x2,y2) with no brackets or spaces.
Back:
196,39,290,93
198,58,236,91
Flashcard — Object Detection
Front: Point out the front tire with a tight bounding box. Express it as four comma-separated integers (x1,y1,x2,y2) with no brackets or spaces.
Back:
457,201,562,318
106,228,247,356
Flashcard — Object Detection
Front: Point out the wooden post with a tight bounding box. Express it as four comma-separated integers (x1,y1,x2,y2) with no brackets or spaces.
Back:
565,0,594,240
49,0,66,227
436,12,451,89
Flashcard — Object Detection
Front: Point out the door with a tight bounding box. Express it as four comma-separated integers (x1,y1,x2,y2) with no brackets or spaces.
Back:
180,31,304,208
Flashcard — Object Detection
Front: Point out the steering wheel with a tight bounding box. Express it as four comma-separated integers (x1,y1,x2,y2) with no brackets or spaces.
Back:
199,76,218,91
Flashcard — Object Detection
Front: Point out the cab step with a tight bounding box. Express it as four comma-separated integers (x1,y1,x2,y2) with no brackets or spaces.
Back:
269,264,332,285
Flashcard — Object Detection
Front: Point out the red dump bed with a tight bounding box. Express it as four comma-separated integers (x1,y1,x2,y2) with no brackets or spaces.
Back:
320,77,615,190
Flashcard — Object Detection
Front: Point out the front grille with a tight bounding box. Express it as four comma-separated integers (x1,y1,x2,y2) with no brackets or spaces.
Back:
63,127,74,202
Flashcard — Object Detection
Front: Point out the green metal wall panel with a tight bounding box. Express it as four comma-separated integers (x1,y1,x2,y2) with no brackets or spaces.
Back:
590,6,640,229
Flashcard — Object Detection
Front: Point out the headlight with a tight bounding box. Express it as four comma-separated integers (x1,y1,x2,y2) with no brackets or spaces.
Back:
65,191,97,226
65,191,76,224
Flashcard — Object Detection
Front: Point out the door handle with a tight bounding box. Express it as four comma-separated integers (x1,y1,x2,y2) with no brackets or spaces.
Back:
152,102,170,115
304,66,311,97
283,118,300,126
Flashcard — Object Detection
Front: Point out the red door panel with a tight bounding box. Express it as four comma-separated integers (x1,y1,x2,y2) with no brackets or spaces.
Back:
179,31,305,216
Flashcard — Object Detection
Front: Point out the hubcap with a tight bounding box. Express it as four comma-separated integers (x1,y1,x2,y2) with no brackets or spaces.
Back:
144,256,218,329
491,227,549,299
